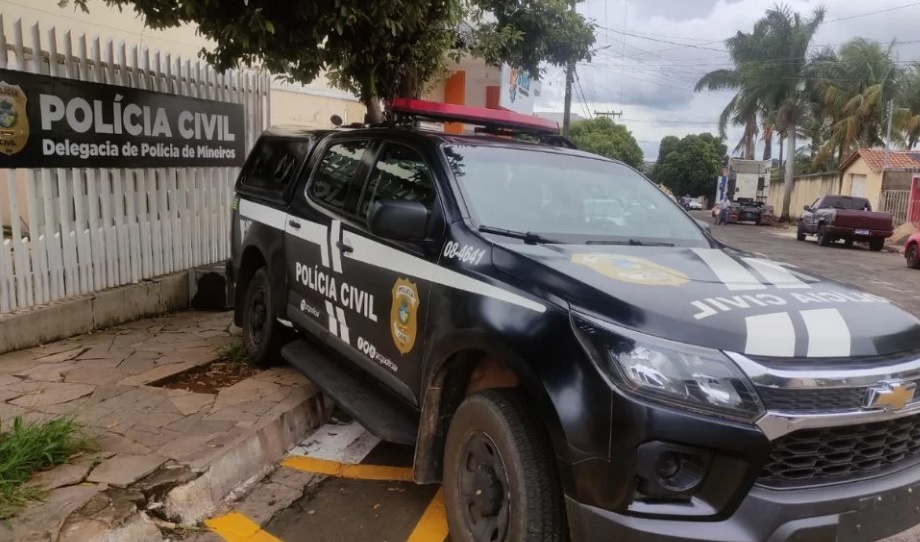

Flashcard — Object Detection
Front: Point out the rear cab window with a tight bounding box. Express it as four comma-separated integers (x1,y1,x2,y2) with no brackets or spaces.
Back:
306,139,373,217
238,136,314,203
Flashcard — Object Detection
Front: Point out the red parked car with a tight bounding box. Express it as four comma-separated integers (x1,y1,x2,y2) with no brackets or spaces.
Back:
906,231,920,269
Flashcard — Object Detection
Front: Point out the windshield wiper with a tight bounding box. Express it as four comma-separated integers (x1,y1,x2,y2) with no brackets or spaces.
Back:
478,226,560,245
584,239,675,247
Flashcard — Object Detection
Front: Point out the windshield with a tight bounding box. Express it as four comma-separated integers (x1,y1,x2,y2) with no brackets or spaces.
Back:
444,144,708,246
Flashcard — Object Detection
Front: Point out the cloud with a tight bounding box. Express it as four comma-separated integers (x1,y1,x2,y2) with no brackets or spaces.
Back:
538,0,920,159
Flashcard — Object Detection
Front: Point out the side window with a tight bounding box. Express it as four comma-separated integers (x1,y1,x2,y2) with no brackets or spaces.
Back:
308,140,370,214
359,144,435,219
242,138,309,192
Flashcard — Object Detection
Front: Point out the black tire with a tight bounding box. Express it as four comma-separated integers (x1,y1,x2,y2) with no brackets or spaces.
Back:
444,389,567,542
844,238,854,248
796,224,806,241
816,225,831,247
869,238,885,252
908,243,920,269
241,267,285,367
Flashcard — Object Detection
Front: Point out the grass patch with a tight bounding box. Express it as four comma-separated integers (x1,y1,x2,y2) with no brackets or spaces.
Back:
0,416,95,519
218,340,250,364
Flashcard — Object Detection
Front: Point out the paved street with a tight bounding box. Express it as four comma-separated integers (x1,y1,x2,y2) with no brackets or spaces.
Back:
197,220,920,542
702,215,920,317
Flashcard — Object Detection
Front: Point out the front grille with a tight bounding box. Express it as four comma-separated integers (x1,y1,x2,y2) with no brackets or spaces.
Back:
758,386,867,412
758,381,920,412
759,414,920,487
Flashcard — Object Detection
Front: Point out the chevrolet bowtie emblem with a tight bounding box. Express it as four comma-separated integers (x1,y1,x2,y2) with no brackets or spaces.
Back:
863,380,917,411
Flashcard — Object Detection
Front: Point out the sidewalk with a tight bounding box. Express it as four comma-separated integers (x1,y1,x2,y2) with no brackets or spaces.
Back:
0,311,327,542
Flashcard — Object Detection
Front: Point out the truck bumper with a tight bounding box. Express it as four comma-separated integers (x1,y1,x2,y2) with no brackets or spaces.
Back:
826,226,893,239
566,465,920,542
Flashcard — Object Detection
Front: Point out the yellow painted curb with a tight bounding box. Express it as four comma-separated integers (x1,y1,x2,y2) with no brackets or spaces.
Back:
281,455,415,482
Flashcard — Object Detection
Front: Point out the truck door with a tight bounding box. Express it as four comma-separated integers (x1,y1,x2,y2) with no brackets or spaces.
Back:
336,141,443,404
284,138,371,345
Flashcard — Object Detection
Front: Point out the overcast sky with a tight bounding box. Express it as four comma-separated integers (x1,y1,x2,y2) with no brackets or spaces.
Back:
535,0,920,161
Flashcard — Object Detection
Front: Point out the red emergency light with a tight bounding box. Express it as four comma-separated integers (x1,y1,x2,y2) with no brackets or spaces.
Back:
386,98,559,135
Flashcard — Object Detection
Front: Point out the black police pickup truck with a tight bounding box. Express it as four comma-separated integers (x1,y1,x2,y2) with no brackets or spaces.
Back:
229,99,920,542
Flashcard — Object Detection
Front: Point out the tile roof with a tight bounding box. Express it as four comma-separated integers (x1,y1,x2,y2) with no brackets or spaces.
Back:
840,148,920,172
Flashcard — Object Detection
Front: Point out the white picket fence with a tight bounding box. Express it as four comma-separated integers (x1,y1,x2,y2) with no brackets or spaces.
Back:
0,16,269,314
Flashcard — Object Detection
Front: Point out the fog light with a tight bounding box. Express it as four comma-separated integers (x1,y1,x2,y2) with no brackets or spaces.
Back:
636,442,712,499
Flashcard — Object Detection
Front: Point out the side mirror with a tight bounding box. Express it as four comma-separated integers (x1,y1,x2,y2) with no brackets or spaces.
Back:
368,199,429,242
803,205,811,211
694,218,712,233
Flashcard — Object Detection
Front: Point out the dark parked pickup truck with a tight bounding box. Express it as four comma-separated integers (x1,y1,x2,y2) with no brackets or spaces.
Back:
797,195,894,251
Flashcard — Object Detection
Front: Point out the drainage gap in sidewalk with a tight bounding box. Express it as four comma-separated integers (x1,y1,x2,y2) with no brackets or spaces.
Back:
149,359,263,394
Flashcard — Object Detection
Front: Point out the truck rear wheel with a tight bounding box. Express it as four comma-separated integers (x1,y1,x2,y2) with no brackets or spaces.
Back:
869,238,885,252
241,267,286,367
444,389,567,542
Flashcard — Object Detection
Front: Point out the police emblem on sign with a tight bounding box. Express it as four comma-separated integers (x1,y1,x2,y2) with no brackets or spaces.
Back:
390,278,419,355
0,82,28,156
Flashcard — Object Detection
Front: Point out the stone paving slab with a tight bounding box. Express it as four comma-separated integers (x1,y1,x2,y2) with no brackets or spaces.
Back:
0,310,326,542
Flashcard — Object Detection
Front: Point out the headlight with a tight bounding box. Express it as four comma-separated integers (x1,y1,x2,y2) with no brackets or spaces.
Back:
572,312,763,422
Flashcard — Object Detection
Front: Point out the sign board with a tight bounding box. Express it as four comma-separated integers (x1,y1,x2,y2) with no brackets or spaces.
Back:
0,68,246,168
499,64,540,115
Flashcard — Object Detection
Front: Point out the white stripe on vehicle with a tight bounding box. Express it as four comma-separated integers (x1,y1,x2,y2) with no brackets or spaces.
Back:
800,308,851,357
341,230,546,313
277,318,294,328
693,249,767,291
325,300,338,337
286,217,330,267
335,306,351,344
744,312,796,356
240,198,288,230
330,219,344,272
741,258,810,289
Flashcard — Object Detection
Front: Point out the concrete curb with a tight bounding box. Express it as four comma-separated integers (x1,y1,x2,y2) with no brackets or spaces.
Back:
0,272,190,355
56,385,332,541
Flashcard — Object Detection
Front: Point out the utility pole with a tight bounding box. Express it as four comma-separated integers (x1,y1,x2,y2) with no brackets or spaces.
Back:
562,0,577,137
883,99,894,170
594,110,623,119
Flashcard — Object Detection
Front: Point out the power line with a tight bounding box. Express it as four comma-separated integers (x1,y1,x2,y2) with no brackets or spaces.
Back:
825,2,920,22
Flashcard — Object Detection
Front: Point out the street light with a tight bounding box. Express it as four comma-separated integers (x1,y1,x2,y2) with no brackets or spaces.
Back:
562,44,612,136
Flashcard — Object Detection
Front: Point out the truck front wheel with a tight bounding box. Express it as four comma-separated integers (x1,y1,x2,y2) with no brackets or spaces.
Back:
444,389,567,542
816,225,831,246
241,267,286,367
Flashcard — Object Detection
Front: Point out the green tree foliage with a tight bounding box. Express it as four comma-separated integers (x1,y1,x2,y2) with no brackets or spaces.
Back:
67,0,595,123
568,117,644,168
653,134,725,200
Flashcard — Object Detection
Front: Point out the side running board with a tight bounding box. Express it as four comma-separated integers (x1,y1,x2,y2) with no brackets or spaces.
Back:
281,339,419,445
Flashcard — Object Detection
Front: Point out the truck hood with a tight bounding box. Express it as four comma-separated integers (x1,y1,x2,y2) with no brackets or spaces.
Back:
494,243,920,359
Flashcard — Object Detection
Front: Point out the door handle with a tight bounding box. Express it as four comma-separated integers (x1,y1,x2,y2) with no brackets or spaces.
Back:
336,240,354,253
288,220,301,229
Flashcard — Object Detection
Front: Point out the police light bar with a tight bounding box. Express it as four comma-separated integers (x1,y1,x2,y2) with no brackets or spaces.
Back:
387,98,559,135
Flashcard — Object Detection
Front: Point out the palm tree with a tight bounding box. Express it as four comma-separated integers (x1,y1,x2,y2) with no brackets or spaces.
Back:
695,33,761,160
820,39,902,157
744,5,825,220
695,4,825,218
896,63,920,149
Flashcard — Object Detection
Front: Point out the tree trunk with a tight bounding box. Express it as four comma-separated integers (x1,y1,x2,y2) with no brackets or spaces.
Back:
365,97,384,124
782,124,796,221
762,129,773,161
778,133,784,167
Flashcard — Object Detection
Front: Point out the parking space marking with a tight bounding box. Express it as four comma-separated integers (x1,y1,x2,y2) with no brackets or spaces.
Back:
282,455,415,481
407,489,449,542
205,512,283,542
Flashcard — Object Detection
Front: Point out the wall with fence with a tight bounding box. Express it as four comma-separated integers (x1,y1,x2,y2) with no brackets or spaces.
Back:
0,15,269,314
767,173,840,219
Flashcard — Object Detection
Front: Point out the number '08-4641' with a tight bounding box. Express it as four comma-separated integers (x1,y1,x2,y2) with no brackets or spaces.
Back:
443,241,486,265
